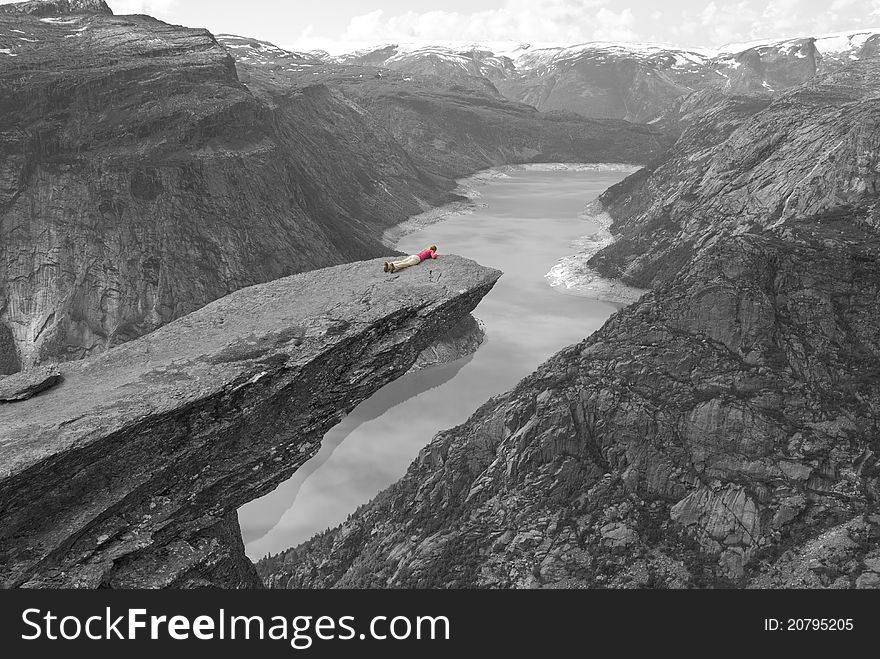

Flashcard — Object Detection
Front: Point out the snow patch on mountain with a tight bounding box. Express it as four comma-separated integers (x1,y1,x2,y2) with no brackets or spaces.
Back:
717,28,880,56
328,27,880,74
216,34,319,70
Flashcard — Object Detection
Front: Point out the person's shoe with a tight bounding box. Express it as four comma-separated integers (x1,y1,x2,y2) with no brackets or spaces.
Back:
383,262,389,272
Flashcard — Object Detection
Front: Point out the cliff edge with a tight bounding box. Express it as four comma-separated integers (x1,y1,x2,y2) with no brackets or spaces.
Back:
0,255,500,588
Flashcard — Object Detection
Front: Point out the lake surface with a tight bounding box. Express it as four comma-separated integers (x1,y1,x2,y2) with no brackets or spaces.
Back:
239,166,631,559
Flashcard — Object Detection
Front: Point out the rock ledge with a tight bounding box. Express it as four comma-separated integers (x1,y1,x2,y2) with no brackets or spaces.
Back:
0,255,500,588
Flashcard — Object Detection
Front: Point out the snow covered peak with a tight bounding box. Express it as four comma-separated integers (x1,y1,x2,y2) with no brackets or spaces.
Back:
331,39,720,75
717,28,880,57
511,41,715,69
216,34,320,68
327,27,880,72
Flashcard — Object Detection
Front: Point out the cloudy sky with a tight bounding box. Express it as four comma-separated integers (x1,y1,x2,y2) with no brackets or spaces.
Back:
8,1,880,51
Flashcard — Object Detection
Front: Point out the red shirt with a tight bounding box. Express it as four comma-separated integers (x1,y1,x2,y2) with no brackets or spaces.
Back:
417,248,438,262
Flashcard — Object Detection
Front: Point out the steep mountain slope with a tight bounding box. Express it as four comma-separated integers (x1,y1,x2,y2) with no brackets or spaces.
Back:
0,3,666,374
221,41,670,180
259,58,880,589
590,58,880,289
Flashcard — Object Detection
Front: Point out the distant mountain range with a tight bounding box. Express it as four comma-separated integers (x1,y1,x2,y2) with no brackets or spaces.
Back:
218,29,880,122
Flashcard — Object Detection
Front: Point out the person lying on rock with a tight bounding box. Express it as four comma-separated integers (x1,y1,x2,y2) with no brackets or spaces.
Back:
384,245,438,273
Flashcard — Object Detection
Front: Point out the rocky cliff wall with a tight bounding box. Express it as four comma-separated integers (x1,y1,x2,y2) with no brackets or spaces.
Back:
0,7,666,373
0,255,500,588
0,11,445,371
590,58,880,290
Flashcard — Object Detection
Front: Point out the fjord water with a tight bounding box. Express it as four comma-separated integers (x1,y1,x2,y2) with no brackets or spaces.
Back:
239,167,630,558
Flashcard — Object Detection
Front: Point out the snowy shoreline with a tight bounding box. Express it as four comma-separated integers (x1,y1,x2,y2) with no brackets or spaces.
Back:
545,200,648,306
384,162,647,306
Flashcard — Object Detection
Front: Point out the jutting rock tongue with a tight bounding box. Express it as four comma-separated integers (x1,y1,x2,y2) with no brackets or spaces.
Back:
0,0,113,15
0,255,501,588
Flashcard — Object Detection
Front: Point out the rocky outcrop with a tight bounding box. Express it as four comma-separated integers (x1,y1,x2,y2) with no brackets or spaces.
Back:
0,255,500,588
0,6,666,374
748,514,880,588
258,56,880,589
720,39,820,93
0,365,61,402
589,58,880,289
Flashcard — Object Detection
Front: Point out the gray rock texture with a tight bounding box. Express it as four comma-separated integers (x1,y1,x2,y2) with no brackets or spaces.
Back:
0,255,500,588
0,365,62,402
0,6,667,374
258,57,880,590
590,58,880,290
0,10,436,370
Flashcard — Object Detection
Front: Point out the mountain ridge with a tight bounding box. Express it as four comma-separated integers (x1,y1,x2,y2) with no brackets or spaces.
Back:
0,0,111,16
311,27,880,122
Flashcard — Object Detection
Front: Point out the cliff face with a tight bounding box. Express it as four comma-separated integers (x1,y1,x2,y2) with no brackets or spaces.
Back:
0,255,500,588
0,8,666,374
259,58,880,589
0,11,432,372
721,39,820,93
589,58,880,289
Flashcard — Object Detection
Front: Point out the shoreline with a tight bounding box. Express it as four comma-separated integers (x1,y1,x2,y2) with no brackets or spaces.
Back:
544,200,648,305
384,162,647,306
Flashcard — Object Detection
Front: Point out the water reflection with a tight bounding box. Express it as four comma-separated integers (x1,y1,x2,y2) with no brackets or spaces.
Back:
238,355,472,545
240,168,630,559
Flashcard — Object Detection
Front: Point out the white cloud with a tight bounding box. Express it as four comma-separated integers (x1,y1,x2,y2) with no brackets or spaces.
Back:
338,0,635,46
321,0,880,51
107,0,177,18
662,0,880,48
